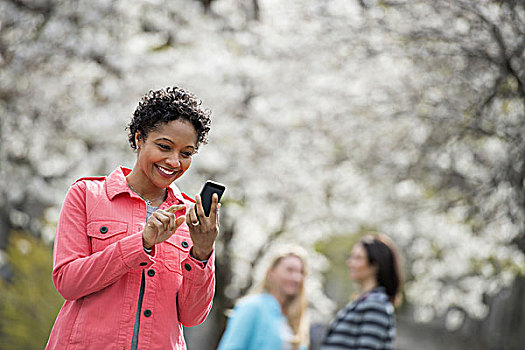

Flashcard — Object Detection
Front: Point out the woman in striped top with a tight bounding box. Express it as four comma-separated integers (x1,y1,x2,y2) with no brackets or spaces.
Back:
321,234,402,350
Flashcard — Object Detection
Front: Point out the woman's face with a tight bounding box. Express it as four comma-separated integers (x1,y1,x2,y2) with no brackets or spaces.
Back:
135,119,197,189
269,255,305,298
347,243,377,285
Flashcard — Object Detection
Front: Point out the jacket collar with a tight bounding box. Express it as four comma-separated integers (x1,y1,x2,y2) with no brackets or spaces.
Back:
105,166,186,205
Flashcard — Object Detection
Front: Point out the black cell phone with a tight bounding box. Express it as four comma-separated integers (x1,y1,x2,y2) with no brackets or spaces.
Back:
198,180,226,217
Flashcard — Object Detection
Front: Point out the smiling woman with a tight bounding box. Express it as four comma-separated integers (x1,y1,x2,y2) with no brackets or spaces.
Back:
46,87,220,350
128,120,197,207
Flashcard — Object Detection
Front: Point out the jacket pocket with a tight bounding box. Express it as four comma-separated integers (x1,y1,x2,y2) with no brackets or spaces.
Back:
87,221,128,253
163,233,191,274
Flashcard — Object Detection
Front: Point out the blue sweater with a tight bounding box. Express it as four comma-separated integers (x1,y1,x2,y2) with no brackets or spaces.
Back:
218,293,288,350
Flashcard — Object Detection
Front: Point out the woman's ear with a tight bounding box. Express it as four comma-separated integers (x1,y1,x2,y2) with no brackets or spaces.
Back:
266,269,277,288
135,132,142,149
267,269,274,281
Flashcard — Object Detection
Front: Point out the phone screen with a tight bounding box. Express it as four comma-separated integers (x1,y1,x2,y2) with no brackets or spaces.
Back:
199,180,226,217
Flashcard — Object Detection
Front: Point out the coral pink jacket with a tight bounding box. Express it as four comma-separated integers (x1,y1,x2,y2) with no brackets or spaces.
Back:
46,167,215,350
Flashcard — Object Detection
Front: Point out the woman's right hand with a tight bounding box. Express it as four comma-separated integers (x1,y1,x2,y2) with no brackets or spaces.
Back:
142,205,186,249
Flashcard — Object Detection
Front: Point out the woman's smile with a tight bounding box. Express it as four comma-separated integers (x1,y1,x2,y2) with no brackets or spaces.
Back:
155,164,178,178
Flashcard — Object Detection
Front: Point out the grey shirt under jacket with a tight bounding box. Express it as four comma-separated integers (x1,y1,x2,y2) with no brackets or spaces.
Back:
321,287,395,350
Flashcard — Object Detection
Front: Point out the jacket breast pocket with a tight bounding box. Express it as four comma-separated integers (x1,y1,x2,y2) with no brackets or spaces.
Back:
87,221,128,254
162,233,192,275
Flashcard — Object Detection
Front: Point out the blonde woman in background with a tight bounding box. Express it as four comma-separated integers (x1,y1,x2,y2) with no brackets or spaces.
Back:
218,245,310,350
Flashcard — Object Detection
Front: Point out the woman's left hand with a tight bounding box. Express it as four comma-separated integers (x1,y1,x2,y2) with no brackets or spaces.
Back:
186,194,220,261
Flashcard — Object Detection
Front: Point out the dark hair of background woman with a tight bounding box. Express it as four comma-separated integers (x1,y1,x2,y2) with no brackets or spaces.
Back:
361,235,403,306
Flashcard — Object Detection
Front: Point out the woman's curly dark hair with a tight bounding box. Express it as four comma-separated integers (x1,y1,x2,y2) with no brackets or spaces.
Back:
127,86,212,150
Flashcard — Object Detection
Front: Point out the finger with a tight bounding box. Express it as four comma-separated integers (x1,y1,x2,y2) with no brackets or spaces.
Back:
168,212,177,233
175,216,185,229
194,194,206,220
186,204,199,227
147,215,164,233
166,204,185,213
208,193,220,222
152,211,170,232
156,209,178,229
165,211,177,232
153,209,170,218
215,203,221,227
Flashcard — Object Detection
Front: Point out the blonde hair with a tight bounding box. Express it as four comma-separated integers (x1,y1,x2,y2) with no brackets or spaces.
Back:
261,245,310,350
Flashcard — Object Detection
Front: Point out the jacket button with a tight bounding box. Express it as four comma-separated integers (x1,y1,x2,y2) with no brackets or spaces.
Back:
139,262,147,266
100,226,108,234
147,269,155,277
144,309,152,317
181,241,189,248
184,263,192,271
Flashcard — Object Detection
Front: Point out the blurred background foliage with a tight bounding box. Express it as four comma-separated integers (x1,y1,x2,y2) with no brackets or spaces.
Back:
1,0,525,349
315,233,362,308
0,233,63,349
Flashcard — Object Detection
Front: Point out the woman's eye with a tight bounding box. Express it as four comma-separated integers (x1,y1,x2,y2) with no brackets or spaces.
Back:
157,144,170,151
182,152,193,158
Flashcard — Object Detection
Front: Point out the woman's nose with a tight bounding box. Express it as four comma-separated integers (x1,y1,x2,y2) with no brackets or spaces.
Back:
166,155,181,167
293,272,303,283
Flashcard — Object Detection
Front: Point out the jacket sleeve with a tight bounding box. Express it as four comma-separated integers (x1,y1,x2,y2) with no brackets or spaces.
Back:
217,300,259,350
52,181,153,300
176,250,216,327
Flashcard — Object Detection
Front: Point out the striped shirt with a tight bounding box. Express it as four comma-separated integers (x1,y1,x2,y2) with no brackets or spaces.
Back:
321,287,395,350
